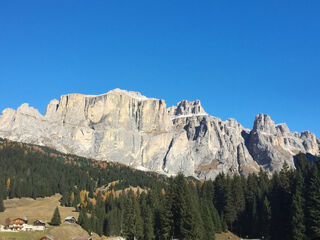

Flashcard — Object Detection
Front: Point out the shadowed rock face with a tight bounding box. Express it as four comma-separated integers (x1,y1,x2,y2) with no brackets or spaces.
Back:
0,89,319,179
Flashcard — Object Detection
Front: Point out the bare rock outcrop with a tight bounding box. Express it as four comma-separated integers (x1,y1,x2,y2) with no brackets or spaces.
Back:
0,89,319,179
168,100,207,119
247,114,319,171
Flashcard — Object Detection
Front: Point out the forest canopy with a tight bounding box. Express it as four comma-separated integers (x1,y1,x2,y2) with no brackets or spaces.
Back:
0,138,319,240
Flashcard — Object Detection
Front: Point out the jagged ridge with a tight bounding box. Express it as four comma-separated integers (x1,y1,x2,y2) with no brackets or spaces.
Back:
0,89,319,179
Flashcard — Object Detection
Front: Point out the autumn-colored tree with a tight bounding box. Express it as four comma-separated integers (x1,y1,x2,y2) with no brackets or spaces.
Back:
161,188,166,195
80,190,88,208
70,192,75,206
6,178,10,191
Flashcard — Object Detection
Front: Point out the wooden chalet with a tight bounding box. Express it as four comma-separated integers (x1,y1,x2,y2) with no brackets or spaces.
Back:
64,216,77,224
12,217,28,225
34,219,46,226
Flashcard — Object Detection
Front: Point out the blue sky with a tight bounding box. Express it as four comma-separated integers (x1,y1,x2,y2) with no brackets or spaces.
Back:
0,1,319,136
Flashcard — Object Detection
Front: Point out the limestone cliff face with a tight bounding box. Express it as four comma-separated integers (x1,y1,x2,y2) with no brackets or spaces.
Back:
0,89,319,179
164,115,260,179
247,114,319,171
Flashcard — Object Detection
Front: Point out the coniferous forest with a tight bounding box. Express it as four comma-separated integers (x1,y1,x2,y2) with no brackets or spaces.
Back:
0,138,320,240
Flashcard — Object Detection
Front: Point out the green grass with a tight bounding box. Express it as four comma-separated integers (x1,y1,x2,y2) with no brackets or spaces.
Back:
0,228,49,239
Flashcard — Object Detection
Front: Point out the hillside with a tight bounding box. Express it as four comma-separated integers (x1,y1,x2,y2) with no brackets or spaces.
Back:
0,139,320,239
0,137,166,200
0,195,118,240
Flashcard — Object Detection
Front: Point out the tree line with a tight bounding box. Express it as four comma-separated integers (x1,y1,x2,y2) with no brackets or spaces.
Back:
0,138,320,239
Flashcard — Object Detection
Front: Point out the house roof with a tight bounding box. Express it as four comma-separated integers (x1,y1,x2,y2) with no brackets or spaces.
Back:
13,217,27,222
34,219,45,224
65,216,76,220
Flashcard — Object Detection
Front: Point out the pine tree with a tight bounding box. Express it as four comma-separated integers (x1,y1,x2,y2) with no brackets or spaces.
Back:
78,208,90,232
122,192,136,240
134,196,144,240
186,184,205,240
306,166,320,239
94,192,105,236
200,198,215,240
212,206,222,233
232,175,245,215
224,177,237,230
50,207,61,226
270,166,292,240
171,173,194,239
140,196,154,240
157,194,173,240
0,195,5,212
259,196,271,239
290,171,306,240
295,153,309,174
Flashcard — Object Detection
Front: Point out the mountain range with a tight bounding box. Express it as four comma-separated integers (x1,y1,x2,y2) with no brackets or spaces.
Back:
0,88,319,179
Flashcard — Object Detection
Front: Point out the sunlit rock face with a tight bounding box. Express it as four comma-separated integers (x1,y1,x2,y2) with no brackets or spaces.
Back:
0,89,319,179
247,114,319,171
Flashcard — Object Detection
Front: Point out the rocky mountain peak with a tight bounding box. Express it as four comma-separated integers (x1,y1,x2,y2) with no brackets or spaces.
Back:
276,123,290,134
45,99,59,119
248,113,319,171
252,113,277,134
168,99,207,120
0,90,319,179
17,103,43,118
107,88,150,100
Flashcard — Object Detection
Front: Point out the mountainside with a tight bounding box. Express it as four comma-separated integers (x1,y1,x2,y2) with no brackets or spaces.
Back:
0,89,319,179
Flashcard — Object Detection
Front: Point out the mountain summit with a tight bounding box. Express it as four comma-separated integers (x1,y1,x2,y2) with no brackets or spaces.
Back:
0,89,319,179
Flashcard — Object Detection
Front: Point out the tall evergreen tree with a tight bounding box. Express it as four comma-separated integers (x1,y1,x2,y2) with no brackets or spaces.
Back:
0,195,5,212
200,198,215,240
290,170,306,240
78,207,90,232
295,153,309,174
94,192,105,236
224,177,237,231
171,174,189,239
157,194,173,240
306,166,320,239
212,206,222,234
122,191,136,240
140,195,154,240
50,207,61,226
134,196,144,240
259,196,271,239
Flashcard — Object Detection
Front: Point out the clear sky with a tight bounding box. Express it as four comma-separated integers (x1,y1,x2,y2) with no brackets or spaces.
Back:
0,1,319,137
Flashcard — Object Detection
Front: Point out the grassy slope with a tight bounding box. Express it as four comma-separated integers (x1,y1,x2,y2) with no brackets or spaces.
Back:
0,194,78,225
0,194,86,240
0,195,123,240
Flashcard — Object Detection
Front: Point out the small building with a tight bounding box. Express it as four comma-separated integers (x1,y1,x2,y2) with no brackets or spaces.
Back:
34,219,46,227
12,217,28,225
23,224,34,231
64,216,77,224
